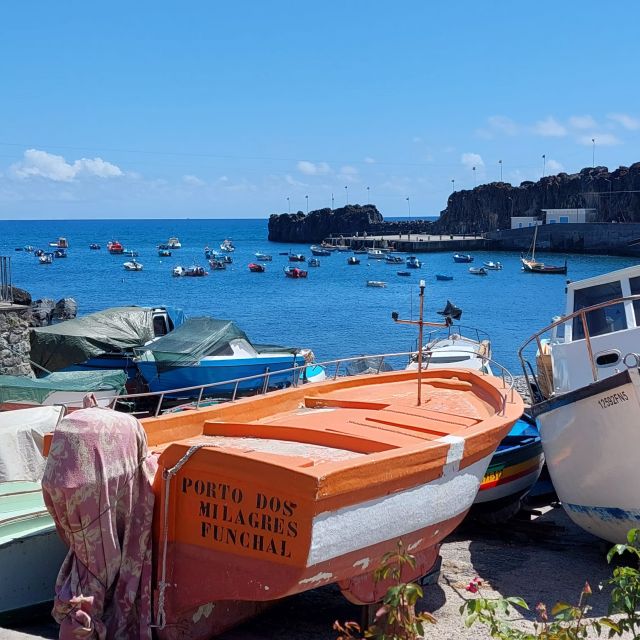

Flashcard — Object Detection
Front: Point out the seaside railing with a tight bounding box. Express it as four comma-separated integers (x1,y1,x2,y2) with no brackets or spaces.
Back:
518,294,640,404
0,256,12,303
108,350,517,418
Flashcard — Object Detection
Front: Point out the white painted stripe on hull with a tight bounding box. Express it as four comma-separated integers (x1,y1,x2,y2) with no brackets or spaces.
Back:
306,453,492,567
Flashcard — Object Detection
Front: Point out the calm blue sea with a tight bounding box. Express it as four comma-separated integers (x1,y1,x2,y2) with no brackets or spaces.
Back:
1,218,635,374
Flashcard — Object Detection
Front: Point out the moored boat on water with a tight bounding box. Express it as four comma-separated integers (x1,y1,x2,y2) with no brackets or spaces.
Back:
406,255,421,268
521,225,567,274
347,256,360,265
284,266,308,278
483,261,502,270
453,254,473,263
248,262,265,273
469,267,488,276
89,243,101,250
107,240,124,254
367,280,387,287
42,358,522,637
519,264,640,543
38,253,53,264
174,265,208,277
167,237,182,249
159,249,172,257
255,252,272,261
288,253,305,262
436,274,453,281
385,254,404,264
310,245,331,256
307,257,320,267
124,259,143,271
208,259,226,270
220,238,235,252
367,249,385,260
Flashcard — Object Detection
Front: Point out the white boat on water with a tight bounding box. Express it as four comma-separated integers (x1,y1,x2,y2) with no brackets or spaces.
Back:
220,238,235,252
519,264,640,543
367,249,385,260
484,261,503,270
124,259,143,271
0,406,68,615
366,280,387,287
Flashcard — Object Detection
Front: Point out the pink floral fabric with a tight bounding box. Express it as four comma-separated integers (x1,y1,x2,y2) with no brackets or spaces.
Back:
42,407,157,639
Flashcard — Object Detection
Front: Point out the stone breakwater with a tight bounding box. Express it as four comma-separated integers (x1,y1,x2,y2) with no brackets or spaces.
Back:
268,204,383,243
0,305,32,377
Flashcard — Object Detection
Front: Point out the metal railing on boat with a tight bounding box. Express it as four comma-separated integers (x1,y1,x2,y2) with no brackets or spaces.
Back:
107,350,517,418
518,294,640,404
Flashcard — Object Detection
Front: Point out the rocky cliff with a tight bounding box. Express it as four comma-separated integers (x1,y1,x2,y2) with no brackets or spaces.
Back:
434,163,640,233
268,204,383,242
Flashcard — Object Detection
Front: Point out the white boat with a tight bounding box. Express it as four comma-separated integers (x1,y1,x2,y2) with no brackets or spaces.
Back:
483,261,503,270
167,237,182,249
366,280,387,287
38,253,53,264
220,238,235,252
367,249,386,260
124,260,143,271
519,264,640,543
469,267,488,276
255,252,272,261
0,406,68,615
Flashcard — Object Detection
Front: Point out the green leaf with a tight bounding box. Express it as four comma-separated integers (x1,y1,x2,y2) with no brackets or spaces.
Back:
465,612,478,627
551,601,572,616
599,617,621,633
505,597,529,610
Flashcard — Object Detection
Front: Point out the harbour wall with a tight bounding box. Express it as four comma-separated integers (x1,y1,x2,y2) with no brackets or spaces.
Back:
0,304,33,376
486,223,640,257
326,223,640,256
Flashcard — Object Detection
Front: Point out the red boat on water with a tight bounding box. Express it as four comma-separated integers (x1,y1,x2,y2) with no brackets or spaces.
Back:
283,266,307,278
248,262,265,273
107,240,124,254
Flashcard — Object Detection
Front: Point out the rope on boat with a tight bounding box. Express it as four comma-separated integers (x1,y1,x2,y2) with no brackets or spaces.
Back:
154,443,210,630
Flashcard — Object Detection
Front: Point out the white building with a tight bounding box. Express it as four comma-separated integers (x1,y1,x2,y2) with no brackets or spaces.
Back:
542,208,597,224
511,216,542,229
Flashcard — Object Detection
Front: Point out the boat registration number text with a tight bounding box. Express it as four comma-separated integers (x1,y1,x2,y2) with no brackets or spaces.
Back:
597,391,629,410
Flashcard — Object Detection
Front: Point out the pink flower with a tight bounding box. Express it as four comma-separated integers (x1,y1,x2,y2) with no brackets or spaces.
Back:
466,582,479,593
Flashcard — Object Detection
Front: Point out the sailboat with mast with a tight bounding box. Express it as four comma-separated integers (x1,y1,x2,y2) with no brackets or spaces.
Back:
521,224,567,274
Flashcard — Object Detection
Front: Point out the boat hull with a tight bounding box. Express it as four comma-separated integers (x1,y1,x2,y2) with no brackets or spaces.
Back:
534,369,640,543
137,356,308,396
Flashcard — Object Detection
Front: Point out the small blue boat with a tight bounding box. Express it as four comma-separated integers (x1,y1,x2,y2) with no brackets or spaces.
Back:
134,317,324,397
385,254,404,264
473,414,544,518
436,274,453,281
310,245,331,256
308,257,320,267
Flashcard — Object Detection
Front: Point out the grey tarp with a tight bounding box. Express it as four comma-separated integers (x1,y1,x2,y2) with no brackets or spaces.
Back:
0,370,127,405
30,307,156,372
138,317,298,373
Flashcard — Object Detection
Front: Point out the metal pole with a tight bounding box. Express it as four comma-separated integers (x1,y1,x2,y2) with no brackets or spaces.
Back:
367,186,370,204
345,185,348,205
417,280,425,406
542,154,546,178
499,159,503,182
305,195,308,213
287,197,290,213
592,138,596,168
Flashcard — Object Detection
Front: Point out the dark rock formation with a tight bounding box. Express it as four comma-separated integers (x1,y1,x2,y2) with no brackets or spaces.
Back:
8,286,32,306
54,297,78,321
268,204,383,243
434,164,640,233
31,298,56,327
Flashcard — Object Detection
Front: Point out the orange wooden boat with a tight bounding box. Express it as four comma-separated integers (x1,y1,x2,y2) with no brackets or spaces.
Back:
143,366,523,638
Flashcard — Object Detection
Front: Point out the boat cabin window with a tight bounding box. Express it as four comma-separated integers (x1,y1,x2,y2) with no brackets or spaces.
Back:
153,314,170,337
208,343,234,356
629,276,640,326
572,281,627,340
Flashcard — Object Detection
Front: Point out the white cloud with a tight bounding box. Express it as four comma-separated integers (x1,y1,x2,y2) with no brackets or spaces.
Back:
578,133,621,146
533,117,567,137
363,156,376,164
339,165,359,182
545,159,564,174
608,113,640,130
568,115,597,130
487,115,518,136
296,160,331,175
10,148,123,182
461,152,484,170
183,174,205,186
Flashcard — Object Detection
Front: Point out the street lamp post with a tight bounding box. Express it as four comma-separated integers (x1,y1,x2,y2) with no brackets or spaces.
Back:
345,185,349,205
331,193,334,209
499,159,503,182
286,196,290,213
542,154,546,178
592,138,596,168
305,195,309,213
472,166,476,187
406,196,411,218
367,186,370,204
451,178,455,193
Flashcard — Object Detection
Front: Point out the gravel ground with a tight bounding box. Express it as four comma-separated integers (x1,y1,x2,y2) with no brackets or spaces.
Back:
2,503,629,640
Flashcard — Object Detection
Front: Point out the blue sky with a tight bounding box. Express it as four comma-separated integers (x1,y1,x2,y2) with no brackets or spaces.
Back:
1,1,639,219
